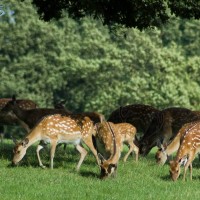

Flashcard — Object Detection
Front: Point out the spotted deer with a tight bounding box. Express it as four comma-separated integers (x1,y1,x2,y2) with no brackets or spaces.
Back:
4,96,105,165
155,122,197,165
93,121,138,179
108,104,159,138
12,114,99,170
139,107,200,156
169,121,200,181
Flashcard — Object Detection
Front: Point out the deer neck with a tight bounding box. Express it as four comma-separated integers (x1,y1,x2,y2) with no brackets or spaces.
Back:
165,133,181,156
12,105,28,121
106,122,121,165
25,126,42,148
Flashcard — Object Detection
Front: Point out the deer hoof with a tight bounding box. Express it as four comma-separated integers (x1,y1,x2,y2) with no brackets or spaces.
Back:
40,165,46,169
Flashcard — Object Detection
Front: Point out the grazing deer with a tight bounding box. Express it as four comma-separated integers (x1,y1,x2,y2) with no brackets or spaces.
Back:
155,122,196,165
0,97,38,143
139,107,200,156
0,97,37,127
108,104,159,137
169,121,200,181
3,96,105,166
12,114,99,170
93,122,138,179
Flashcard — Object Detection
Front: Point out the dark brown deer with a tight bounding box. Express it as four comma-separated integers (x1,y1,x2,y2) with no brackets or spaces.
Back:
54,100,105,124
169,121,200,181
93,121,138,179
139,107,200,156
12,114,99,170
0,97,38,142
1,96,72,132
108,104,159,138
0,97,38,127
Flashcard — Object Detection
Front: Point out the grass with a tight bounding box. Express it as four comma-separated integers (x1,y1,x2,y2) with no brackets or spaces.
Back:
0,139,200,200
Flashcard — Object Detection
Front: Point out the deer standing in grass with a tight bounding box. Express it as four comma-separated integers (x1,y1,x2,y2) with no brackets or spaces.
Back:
155,122,196,165
169,121,200,181
12,114,99,170
3,96,105,166
93,121,138,179
139,107,200,156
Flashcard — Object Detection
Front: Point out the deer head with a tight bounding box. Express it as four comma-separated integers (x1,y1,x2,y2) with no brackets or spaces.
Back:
94,122,119,179
169,160,181,181
12,138,29,165
155,141,168,165
98,153,118,179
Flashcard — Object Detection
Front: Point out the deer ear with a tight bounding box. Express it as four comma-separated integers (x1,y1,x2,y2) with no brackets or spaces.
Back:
22,138,29,147
98,153,105,164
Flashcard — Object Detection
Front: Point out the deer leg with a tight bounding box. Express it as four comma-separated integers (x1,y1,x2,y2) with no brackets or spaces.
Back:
124,140,139,162
83,137,100,166
75,144,87,171
183,153,195,181
36,144,46,169
50,140,57,169
189,163,193,181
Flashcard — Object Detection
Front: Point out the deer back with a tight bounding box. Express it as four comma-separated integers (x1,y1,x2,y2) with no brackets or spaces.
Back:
108,104,159,133
114,122,137,143
0,97,37,126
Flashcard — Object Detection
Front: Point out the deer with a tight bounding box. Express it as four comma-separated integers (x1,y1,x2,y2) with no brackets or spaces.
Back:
12,114,99,170
108,104,159,139
1,96,72,133
155,122,197,165
93,121,139,179
169,121,200,181
4,96,105,167
0,96,38,143
139,107,200,156
0,97,38,127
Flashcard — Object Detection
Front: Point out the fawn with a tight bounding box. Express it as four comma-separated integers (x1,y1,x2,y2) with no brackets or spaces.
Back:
12,114,99,170
169,121,200,181
93,121,138,179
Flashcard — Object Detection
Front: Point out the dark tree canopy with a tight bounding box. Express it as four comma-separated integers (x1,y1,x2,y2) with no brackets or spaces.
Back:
30,0,200,29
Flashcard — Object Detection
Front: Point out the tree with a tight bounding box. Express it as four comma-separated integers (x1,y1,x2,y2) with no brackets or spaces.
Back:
28,0,200,29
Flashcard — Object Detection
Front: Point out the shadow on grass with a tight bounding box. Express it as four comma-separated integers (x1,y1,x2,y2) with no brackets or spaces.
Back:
79,170,99,179
160,174,172,182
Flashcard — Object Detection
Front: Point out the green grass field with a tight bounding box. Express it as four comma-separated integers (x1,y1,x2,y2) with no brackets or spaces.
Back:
0,139,200,200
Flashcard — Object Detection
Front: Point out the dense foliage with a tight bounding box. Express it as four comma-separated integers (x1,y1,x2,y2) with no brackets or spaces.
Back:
1,0,200,118
28,0,200,29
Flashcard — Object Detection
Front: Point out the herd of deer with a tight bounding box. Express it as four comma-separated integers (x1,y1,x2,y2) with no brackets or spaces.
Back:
1,96,200,181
